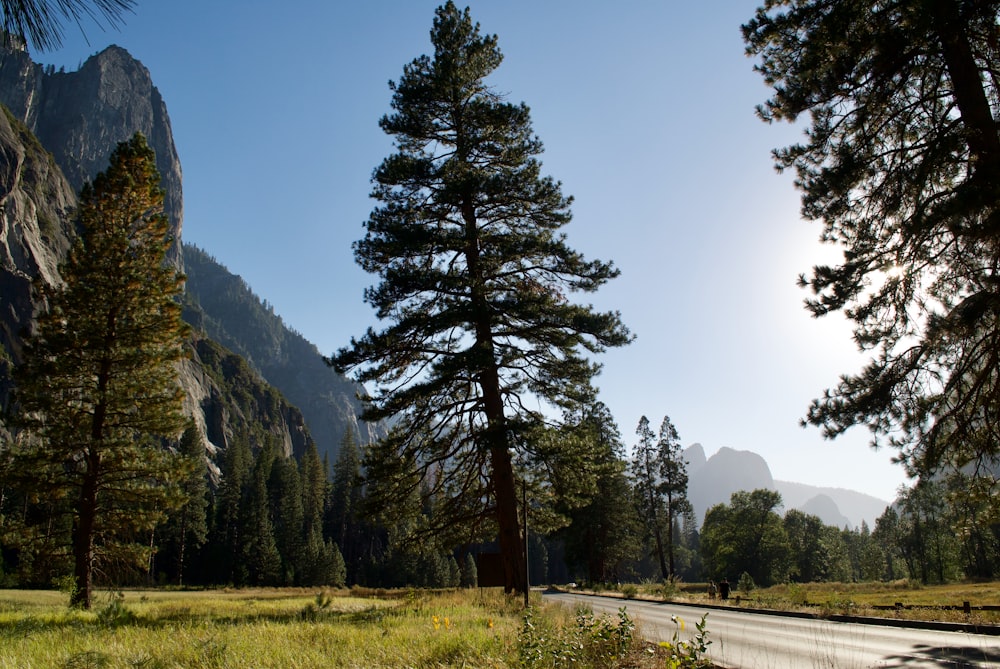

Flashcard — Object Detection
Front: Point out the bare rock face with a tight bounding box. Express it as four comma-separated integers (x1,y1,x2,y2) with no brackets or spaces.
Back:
0,43,182,260
0,106,75,364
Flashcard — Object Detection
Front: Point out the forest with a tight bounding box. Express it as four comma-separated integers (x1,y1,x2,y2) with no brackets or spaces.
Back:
3,408,996,594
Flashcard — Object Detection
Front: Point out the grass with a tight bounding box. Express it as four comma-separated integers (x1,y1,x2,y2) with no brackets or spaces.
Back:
0,587,521,668
573,579,1000,626
0,586,680,668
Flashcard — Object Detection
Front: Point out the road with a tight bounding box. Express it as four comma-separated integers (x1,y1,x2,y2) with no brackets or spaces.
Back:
543,592,1000,668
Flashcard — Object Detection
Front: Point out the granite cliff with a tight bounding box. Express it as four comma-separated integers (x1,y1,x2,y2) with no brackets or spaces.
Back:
0,42,373,466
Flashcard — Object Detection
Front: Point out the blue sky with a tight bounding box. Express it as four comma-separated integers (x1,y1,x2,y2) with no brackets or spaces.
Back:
40,0,909,502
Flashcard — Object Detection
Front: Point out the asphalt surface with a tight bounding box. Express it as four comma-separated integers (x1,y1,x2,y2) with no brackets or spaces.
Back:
543,591,1000,668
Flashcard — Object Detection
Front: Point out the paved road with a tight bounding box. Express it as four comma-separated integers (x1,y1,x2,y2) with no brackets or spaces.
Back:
543,592,1000,668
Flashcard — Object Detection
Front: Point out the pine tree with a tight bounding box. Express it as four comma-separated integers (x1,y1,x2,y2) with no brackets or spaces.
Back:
242,443,281,586
629,416,670,581
329,2,631,595
744,1,1000,480
268,454,304,585
656,415,689,580
300,441,327,541
158,424,209,586
209,435,252,585
560,403,639,583
460,551,478,588
11,133,188,608
328,430,365,583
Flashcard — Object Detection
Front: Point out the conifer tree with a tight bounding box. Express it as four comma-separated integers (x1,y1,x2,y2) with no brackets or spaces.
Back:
209,435,252,585
242,442,281,586
656,415,689,580
329,1,631,596
11,133,188,608
744,1,1000,481
300,441,327,540
159,424,209,586
269,454,304,585
560,402,639,583
629,416,670,581
328,430,365,583
460,551,477,588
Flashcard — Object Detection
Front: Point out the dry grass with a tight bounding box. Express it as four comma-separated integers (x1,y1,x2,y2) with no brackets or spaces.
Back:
0,587,523,668
580,579,1000,626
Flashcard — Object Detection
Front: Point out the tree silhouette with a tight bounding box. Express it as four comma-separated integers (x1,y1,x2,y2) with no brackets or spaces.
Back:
330,2,630,595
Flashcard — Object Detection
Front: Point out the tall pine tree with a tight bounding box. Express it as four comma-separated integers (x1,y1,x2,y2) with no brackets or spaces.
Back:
656,415,689,580
329,1,631,596
11,133,188,608
744,1,1000,482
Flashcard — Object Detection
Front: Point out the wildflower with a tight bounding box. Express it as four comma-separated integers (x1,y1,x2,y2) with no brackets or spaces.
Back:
444,617,451,629
670,614,685,630
432,615,441,630
487,618,494,629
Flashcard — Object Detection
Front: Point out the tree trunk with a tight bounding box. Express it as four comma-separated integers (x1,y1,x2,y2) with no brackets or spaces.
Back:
461,192,527,597
666,502,676,580
72,465,99,609
490,440,526,595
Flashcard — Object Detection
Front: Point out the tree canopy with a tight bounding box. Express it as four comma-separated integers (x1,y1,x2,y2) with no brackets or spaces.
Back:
329,1,631,595
744,1,1000,482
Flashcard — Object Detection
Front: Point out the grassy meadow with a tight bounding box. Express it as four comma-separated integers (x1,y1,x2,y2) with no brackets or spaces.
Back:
0,586,678,669
4,580,996,668
0,587,523,668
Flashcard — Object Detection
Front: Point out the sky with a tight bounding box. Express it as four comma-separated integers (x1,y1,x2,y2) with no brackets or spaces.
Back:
39,0,910,503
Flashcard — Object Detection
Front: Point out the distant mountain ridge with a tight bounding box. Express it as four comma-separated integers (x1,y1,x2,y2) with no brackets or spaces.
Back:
684,443,890,529
181,243,383,463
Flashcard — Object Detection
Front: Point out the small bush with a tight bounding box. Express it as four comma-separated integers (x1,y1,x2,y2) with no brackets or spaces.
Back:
658,613,712,669
737,572,756,596
519,605,638,668
96,591,137,627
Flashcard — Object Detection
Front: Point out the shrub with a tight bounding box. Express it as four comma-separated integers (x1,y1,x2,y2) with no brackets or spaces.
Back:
658,613,712,669
737,572,756,596
518,605,638,668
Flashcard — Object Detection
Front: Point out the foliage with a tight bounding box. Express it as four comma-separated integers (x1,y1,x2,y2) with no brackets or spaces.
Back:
519,605,641,668
744,1,1000,481
8,133,189,608
737,572,755,596
156,424,209,586
700,489,789,587
658,613,712,669
329,1,630,595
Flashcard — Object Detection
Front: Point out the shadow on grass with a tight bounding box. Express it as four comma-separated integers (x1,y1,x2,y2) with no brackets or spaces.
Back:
0,601,409,638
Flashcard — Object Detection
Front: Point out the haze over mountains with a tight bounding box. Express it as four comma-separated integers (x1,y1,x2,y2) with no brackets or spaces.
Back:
685,443,890,529
0,42,895,524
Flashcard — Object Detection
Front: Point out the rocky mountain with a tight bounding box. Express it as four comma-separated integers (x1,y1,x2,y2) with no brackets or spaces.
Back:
181,243,382,463
685,443,890,529
0,41,182,263
0,42,373,468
